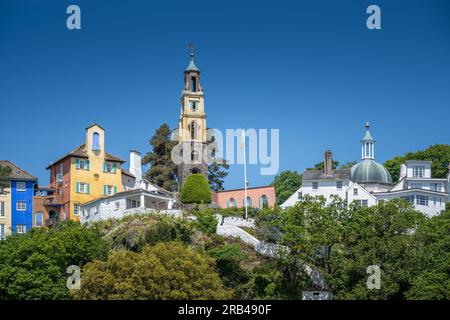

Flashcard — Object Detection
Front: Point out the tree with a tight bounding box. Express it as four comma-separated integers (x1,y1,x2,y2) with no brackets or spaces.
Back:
0,164,11,193
309,160,339,171
384,144,450,183
339,161,357,169
0,221,108,299
143,123,178,191
271,171,302,206
207,134,229,192
208,161,230,192
73,242,233,300
180,174,212,204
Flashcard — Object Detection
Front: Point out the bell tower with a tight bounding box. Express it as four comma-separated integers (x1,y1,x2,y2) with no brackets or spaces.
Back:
178,46,208,188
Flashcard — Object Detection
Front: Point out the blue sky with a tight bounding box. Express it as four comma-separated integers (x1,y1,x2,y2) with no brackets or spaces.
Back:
0,0,449,189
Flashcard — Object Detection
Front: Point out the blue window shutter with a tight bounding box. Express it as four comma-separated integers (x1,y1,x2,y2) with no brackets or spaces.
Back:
103,162,106,172
114,186,117,194
113,163,117,173
75,159,79,169
103,185,106,195
76,182,79,193
86,160,90,170
87,183,90,194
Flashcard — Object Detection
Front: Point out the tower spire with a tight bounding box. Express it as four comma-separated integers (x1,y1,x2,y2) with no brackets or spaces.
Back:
185,43,200,72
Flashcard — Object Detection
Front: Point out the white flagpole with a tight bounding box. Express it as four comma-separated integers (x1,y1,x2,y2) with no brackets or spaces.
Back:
242,129,248,220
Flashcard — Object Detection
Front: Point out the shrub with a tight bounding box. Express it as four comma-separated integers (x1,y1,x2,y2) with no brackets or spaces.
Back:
74,242,233,299
194,207,218,235
180,174,212,204
0,221,108,300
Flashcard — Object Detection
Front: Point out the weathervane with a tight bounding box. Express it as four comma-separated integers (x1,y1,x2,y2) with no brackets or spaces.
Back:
188,43,195,55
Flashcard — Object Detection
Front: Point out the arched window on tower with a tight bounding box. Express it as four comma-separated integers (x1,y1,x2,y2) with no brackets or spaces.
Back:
190,121,197,139
190,76,197,92
92,132,100,152
191,151,199,162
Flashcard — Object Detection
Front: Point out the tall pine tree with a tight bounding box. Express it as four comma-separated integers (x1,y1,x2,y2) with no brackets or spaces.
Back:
143,124,178,191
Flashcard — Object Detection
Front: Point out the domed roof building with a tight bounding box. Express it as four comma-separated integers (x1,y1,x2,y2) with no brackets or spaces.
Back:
351,122,392,191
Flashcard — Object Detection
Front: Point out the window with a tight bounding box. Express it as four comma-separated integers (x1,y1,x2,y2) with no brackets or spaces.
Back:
410,183,422,189
190,76,197,92
35,212,43,227
243,196,253,207
191,151,199,161
92,132,100,151
0,201,4,218
190,100,198,111
104,185,116,196
0,224,5,240
356,199,368,207
401,195,414,204
416,195,428,206
353,188,358,195
312,182,318,190
413,165,425,178
76,182,89,194
336,181,342,189
106,185,113,196
76,159,89,170
190,121,197,139
16,182,26,191
126,199,139,209
227,198,236,208
115,202,120,210
259,194,269,208
16,201,26,211
73,203,80,216
431,183,441,191
16,225,26,234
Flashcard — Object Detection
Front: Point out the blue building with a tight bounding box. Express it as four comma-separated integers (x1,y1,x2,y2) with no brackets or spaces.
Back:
0,160,36,236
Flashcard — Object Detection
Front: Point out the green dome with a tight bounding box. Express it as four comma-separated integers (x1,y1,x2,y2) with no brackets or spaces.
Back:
351,159,393,185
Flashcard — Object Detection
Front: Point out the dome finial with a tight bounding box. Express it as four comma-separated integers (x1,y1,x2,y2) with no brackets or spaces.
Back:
365,121,370,130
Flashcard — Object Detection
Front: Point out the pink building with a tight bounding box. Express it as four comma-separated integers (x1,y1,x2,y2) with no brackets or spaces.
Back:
213,186,276,209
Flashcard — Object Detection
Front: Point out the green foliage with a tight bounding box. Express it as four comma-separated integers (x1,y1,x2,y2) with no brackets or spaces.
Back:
208,161,230,192
384,144,450,183
73,242,233,300
0,221,108,300
271,170,302,206
180,173,212,204
193,207,218,235
93,213,193,252
143,123,178,191
207,244,249,289
257,198,450,300
0,164,12,193
311,160,339,171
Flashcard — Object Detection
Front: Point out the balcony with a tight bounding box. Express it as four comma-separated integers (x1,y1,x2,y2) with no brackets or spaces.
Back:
44,194,63,207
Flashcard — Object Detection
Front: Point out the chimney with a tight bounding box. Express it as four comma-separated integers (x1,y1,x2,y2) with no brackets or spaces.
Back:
129,150,142,187
324,150,333,176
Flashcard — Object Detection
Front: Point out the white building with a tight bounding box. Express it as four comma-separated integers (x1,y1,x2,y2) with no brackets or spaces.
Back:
81,150,177,223
281,123,449,217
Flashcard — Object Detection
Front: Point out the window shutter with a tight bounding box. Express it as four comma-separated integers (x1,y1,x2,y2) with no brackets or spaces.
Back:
113,163,117,173
114,186,117,194
103,162,106,172
75,159,79,169
86,160,90,170
103,185,106,195
86,183,90,194
76,182,79,193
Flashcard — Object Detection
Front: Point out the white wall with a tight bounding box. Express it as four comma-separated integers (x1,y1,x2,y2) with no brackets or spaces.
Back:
375,191,446,217
346,183,377,207
302,180,350,205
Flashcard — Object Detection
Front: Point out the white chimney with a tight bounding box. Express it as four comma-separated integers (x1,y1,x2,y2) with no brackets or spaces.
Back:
129,150,142,188
399,164,407,180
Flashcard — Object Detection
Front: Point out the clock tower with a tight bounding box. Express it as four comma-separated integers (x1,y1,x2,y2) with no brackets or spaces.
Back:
177,48,208,187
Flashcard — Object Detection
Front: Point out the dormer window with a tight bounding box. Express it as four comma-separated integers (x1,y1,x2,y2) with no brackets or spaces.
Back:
413,165,425,178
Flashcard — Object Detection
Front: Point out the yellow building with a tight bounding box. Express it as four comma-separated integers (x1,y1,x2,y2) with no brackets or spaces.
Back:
46,124,124,221
0,183,11,239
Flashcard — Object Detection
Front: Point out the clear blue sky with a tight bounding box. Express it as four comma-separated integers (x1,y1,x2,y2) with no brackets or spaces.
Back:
0,0,449,189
